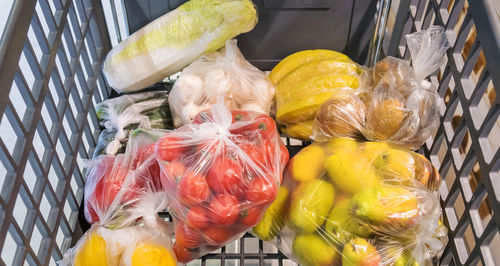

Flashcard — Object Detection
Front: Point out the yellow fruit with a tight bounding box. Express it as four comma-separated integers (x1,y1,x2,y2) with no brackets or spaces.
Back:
281,120,314,140
358,141,392,160
277,91,335,123
413,153,441,190
277,74,359,107
253,187,290,241
334,192,351,205
324,199,372,244
367,98,406,140
74,231,110,266
131,243,176,266
325,138,359,154
277,59,360,93
325,152,380,195
373,148,416,181
342,238,381,266
389,248,419,266
292,233,339,266
349,185,419,229
291,145,325,182
269,50,350,84
288,179,335,233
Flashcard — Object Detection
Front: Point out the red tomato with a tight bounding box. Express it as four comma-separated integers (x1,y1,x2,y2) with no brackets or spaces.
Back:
196,139,221,157
230,115,277,141
85,157,138,224
254,115,278,140
131,143,155,170
279,142,289,168
156,135,185,162
206,157,244,197
209,194,240,225
231,110,251,123
187,206,211,230
239,142,266,167
238,206,264,227
164,160,186,184
173,242,197,264
263,139,288,170
203,226,242,245
245,177,278,204
192,110,213,124
178,171,211,206
175,222,204,249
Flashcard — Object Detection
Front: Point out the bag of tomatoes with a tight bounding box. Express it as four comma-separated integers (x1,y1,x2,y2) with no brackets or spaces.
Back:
155,98,289,263
59,193,177,266
83,129,165,225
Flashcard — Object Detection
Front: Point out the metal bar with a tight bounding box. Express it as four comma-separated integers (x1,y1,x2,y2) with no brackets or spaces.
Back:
0,0,98,263
109,0,123,43
367,0,392,66
0,0,37,117
387,0,411,56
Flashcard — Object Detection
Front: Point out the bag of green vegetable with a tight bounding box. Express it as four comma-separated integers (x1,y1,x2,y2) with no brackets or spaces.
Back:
94,91,173,158
252,138,447,266
168,39,276,127
103,0,257,93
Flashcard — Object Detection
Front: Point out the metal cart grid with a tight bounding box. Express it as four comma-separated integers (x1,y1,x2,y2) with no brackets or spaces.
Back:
0,0,498,265
384,1,500,265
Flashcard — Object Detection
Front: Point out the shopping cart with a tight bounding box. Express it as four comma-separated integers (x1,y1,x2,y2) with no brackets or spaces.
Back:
0,0,498,265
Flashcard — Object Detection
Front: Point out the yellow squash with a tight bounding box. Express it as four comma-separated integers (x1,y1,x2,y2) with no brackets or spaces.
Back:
277,59,360,94
269,50,350,84
277,91,335,123
277,74,359,107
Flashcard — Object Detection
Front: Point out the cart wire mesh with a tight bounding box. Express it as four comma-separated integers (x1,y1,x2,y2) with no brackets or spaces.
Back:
383,0,500,265
0,0,499,265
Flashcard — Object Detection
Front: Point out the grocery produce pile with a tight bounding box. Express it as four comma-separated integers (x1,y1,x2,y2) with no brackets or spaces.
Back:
253,139,447,266
59,0,450,265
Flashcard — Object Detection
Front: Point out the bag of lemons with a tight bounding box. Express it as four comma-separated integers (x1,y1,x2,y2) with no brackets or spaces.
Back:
252,138,447,266
59,194,176,266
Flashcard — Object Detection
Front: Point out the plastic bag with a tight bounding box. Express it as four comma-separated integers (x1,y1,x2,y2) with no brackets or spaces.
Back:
155,98,289,263
84,129,165,225
267,49,362,141
269,49,362,141
94,91,174,158
103,0,257,93
59,193,177,266
169,39,276,128
312,26,449,149
252,138,446,266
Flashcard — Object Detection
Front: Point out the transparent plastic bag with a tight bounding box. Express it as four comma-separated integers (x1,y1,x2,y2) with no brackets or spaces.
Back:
155,98,289,263
169,39,276,128
94,91,174,158
84,129,165,225
252,138,446,266
266,49,362,141
59,193,177,266
312,26,449,149
103,0,257,93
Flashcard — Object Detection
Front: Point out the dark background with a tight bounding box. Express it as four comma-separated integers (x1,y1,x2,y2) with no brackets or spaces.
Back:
122,0,378,68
